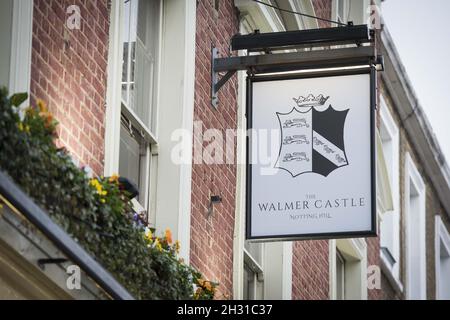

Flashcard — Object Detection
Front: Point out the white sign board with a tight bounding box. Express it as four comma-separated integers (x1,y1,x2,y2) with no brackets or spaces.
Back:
247,71,376,240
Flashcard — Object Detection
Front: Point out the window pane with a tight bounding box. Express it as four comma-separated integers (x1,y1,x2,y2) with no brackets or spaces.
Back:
134,39,153,126
121,0,160,132
119,122,146,207
122,42,129,84
122,0,137,105
119,124,140,186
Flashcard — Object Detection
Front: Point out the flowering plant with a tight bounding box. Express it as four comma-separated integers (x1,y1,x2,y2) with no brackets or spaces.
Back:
0,89,218,300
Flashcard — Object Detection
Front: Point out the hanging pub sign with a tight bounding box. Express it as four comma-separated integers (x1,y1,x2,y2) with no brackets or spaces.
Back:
246,69,376,241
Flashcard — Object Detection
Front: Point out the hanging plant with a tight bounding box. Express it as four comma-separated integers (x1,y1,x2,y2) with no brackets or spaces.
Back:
0,88,217,300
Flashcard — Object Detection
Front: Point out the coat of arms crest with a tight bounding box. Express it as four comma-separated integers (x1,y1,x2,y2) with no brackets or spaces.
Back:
275,94,349,177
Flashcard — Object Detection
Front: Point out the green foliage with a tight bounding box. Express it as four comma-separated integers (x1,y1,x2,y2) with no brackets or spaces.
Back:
0,88,217,300
10,92,28,107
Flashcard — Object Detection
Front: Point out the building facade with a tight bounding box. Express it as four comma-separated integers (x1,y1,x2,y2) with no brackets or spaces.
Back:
0,0,449,300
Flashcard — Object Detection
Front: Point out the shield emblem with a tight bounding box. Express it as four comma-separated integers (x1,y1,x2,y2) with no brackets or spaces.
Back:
275,97,349,177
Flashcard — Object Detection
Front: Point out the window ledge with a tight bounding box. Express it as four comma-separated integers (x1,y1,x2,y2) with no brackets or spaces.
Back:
243,248,263,276
380,252,404,296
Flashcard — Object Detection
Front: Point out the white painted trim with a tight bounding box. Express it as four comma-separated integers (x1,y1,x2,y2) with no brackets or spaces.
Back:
176,0,196,263
263,241,294,300
435,215,450,300
104,0,124,176
380,252,404,294
404,152,427,300
9,0,33,100
332,0,348,23
376,130,393,214
330,238,368,300
153,0,196,263
379,96,401,282
329,239,337,300
232,68,247,300
282,241,293,300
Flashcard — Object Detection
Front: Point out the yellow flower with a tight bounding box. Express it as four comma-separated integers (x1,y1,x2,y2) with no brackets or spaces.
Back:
203,281,212,292
108,174,119,183
165,228,173,244
197,278,205,287
25,125,30,133
100,198,106,204
174,240,180,254
37,99,48,113
18,122,24,131
90,179,103,194
145,228,153,242
154,238,163,251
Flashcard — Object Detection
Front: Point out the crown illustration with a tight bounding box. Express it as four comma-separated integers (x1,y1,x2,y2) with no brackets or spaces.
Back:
293,94,330,107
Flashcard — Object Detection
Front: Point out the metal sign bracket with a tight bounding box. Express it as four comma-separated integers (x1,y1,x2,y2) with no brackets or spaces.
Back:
210,25,384,108
211,47,236,108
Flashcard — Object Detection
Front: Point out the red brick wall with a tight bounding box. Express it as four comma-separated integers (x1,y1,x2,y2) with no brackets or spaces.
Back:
292,241,330,299
313,0,332,28
190,0,239,299
30,0,110,175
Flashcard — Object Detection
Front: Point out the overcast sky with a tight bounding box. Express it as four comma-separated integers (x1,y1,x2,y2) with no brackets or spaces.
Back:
381,0,450,165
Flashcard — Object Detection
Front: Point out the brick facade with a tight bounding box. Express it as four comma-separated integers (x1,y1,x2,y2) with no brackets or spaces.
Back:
292,241,329,299
22,0,450,301
30,0,109,175
190,0,239,298
313,0,332,28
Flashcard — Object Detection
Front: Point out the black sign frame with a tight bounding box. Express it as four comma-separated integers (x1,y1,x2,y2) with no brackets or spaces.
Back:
245,67,377,242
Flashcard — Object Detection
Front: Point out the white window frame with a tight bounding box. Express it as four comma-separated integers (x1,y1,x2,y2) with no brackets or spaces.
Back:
332,0,349,24
243,245,264,300
263,241,293,300
8,0,33,100
105,0,196,262
435,215,450,300
404,152,426,300
379,98,401,284
329,238,368,300
118,0,162,220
